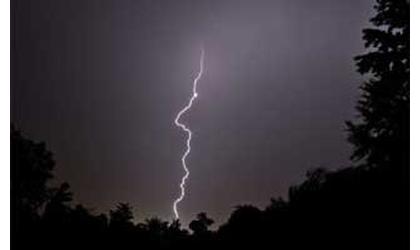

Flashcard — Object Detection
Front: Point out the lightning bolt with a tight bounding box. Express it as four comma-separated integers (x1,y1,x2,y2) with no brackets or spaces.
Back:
173,47,205,219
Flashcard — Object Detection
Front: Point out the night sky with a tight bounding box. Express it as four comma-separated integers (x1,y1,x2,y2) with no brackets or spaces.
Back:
12,0,373,225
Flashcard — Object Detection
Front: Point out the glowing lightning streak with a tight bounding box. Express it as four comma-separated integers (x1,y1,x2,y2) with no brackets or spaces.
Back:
173,47,205,219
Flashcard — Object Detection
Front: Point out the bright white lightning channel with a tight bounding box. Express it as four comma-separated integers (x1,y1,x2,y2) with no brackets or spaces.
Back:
173,48,205,219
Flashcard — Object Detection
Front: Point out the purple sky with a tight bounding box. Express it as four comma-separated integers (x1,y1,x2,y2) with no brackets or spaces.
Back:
12,0,373,225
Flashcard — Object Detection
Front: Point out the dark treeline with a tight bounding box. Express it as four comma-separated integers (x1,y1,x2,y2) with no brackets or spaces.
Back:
11,0,409,249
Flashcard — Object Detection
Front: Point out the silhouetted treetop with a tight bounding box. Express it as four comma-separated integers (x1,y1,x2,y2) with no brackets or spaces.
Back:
347,0,409,169
189,212,214,236
11,126,55,214
110,202,134,228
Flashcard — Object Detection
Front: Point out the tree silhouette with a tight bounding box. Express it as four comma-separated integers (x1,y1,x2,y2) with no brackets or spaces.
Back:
189,212,214,236
11,126,56,250
347,0,409,170
344,1,410,246
11,126,55,216
43,182,73,227
218,205,263,248
109,202,134,228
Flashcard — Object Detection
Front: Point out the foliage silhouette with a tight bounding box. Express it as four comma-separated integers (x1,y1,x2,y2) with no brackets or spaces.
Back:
11,0,408,249
347,0,409,170
109,202,134,229
11,126,54,215
189,212,214,236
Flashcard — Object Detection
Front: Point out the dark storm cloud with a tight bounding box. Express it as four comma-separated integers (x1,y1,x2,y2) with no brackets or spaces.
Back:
12,0,373,224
